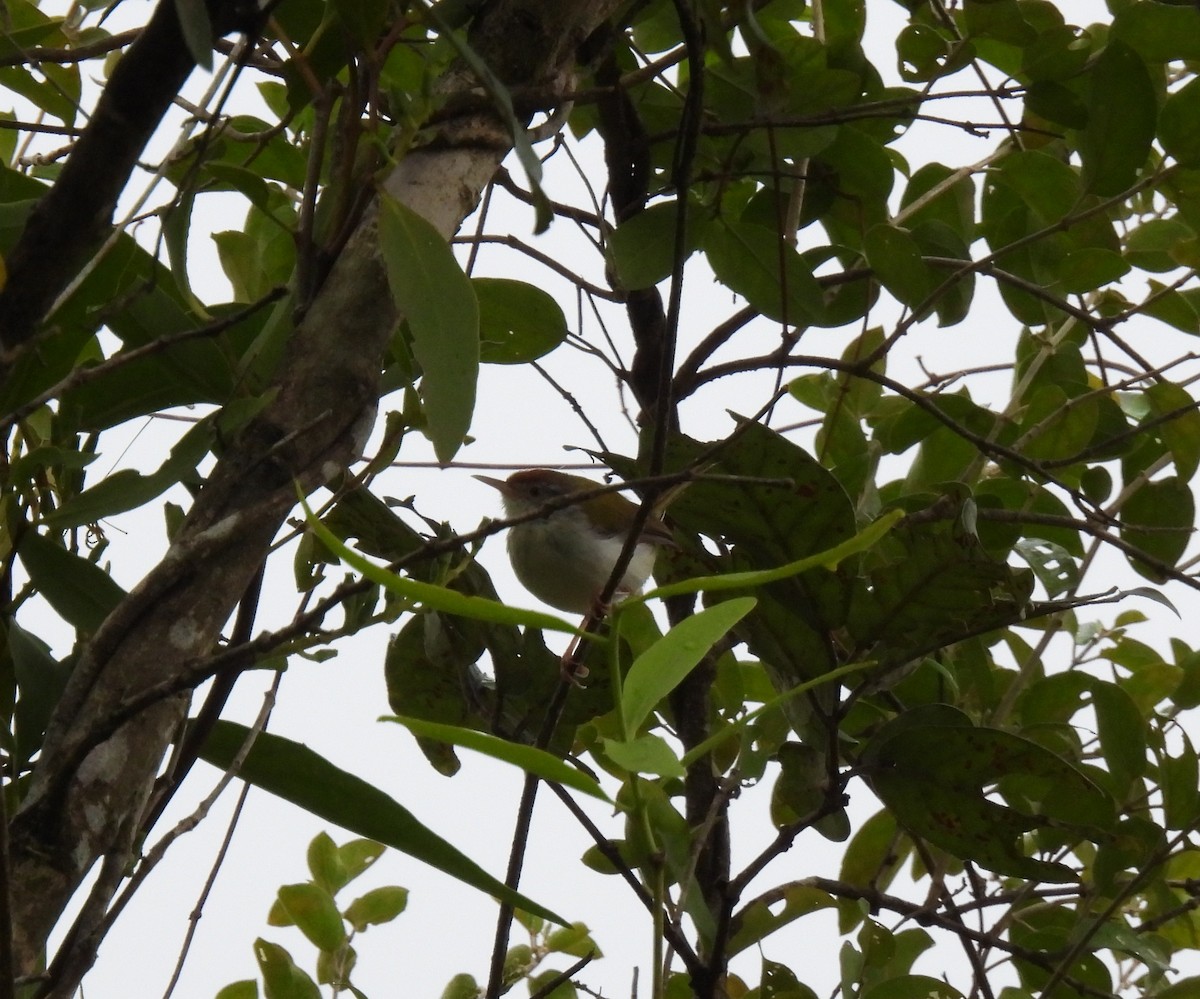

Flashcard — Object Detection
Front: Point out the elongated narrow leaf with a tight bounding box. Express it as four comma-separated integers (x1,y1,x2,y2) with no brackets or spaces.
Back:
647,509,903,601
301,495,578,635
17,532,126,633
621,597,756,736
162,180,210,316
385,716,610,801
9,621,71,767
379,194,479,462
173,0,214,70
46,417,215,529
200,720,567,925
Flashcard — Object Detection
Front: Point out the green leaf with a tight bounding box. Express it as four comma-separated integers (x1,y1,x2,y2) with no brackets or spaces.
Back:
1020,384,1098,462
1090,679,1147,792
1160,78,1200,167
649,511,902,602
861,977,963,999
1113,2,1200,62
616,424,870,703
17,532,127,633
45,417,214,529
1012,538,1079,599
1025,80,1088,128
332,0,388,46
253,940,320,999
1143,281,1200,334
761,957,818,999
1120,476,1194,581
383,616,470,776
863,224,935,313
9,620,71,767
848,518,1033,672
215,981,259,999
1058,247,1129,294
0,67,77,126
1023,21,1091,81
545,921,597,958
911,221,975,327
1079,40,1157,197
440,974,481,999
900,163,975,242
1158,977,1200,999
863,712,1115,881
173,0,213,69
475,277,567,364
1090,918,1171,974
385,716,610,801
837,809,907,932
162,180,208,315
343,886,409,931
770,742,826,828
1008,904,1114,994
1126,219,1196,273
726,884,835,956
602,733,685,778
680,659,876,770
1161,736,1200,831
993,149,1080,225
1146,381,1200,480
620,598,755,735
896,24,951,82
0,12,59,63
526,969,577,999
379,194,479,463
306,832,348,893
277,883,346,952
608,200,708,290
704,219,825,325
200,721,567,925
337,839,386,882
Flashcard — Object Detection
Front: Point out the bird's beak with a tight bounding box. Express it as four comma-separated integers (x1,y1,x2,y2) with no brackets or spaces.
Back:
474,474,512,496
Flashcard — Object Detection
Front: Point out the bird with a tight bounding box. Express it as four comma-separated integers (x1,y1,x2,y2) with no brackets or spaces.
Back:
474,468,675,615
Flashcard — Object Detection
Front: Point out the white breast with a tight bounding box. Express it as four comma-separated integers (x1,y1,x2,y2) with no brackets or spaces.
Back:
506,515,656,614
